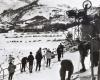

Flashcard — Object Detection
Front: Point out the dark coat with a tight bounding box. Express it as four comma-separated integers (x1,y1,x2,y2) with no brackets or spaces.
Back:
21,57,27,64
59,44,64,51
35,51,42,62
60,60,74,80
57,46,62,54
8,63,16,74
28,54,34,65
61,60,73,71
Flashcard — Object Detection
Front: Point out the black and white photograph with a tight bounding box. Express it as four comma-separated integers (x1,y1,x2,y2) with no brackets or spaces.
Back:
0,0,100,80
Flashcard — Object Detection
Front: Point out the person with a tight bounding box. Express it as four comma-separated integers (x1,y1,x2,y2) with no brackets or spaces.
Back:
35,48,42,71
76,38,90,72
60,60,74,80
8,62,16,80
57,45,62,61
28,52,34,73
8,55,15,64
59,43,64,58
45,49,52,67
21,57,28,72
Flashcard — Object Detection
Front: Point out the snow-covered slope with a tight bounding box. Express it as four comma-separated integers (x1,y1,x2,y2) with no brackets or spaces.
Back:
1,51,92,80
0,32,97,80
13,52,97,80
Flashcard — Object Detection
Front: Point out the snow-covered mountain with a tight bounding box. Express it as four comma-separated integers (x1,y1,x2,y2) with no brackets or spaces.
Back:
0,0,100,33
0,0,70,32
0,0,71,14
0,0,28,13
0,0,70,21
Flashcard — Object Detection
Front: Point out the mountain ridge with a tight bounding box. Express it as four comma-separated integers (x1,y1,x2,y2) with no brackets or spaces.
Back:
0,0,100,33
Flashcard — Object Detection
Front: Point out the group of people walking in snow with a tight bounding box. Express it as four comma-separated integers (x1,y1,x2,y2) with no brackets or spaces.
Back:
21,47,54,73
57,43,64,61
7,37,100,80
22,43,64,72
20,48,43,73
7,43,64,80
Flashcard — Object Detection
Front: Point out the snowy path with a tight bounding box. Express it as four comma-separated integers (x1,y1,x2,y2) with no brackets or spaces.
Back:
14,62,60,80
4,51,91,80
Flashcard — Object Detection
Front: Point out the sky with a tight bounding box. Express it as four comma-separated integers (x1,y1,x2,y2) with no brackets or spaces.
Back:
39,0,100,9
0,0,100,13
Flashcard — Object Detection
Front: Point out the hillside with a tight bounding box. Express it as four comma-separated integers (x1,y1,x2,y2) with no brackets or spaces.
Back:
0,0,28,13
0,0,100,33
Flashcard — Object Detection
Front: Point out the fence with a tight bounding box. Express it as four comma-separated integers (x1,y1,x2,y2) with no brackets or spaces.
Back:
0,63,21,80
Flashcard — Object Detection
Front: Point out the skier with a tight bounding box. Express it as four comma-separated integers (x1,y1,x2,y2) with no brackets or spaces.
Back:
21,57,28,72
28,52,34,73
45,49,52,67
57,45,62,61
76,38,90,72
8,62,16,80
59,43,64,58
35,48,43,71
60,60,74,80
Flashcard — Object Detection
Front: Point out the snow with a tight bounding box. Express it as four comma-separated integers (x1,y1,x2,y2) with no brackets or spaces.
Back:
0,51,92,80
0,40,98,80
0,32,66,65
0,0,99,79
0,30,97,80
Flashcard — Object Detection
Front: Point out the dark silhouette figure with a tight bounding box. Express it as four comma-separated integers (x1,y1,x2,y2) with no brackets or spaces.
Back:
35,48,43,71
21,57,28,72
57,43,64,61
59,43,64,58
28,52,34,73
57,46,61,61
60,60,74,80
8,62,16,80
76,39,90,72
